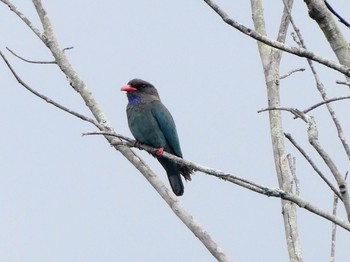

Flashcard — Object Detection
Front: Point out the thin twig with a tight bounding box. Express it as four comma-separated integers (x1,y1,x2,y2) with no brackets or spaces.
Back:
302,96,350,114
83,131,134,144
257,107,307,121
259,96,350,119
285,133,341,199
6,47,56,64
336,80,350,87
0,50,101,129
280,68,305,79
63,46,74,52
287,154,300,195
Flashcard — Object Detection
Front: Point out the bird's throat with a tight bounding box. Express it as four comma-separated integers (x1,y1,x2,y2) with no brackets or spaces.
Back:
127,93,140,105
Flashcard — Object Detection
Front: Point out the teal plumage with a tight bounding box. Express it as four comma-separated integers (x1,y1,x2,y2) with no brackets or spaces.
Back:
121,79,192,196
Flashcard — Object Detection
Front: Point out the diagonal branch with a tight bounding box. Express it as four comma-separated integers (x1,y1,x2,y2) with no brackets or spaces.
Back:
0,0,43,40
82,131,350,232
201,0,350,77
280,68,305,80
284,133,341,199
303,96,350,114
0,50,100,128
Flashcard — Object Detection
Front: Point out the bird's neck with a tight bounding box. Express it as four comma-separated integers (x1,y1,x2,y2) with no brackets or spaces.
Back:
127,93,141,105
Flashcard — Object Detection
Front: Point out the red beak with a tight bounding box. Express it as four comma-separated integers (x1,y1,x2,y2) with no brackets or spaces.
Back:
121,84,137,92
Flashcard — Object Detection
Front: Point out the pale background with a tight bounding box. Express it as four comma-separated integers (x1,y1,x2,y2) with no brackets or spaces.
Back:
1,1,350,261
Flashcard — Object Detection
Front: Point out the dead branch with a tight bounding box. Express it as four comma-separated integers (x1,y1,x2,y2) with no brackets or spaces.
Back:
280,68,305,80
285,133,341,199
303,96,350,114
201,0,350,77
6,47,56,64
0,50,100,128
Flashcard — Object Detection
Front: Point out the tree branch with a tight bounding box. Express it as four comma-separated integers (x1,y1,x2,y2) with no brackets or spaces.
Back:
6,47,56,64
81,131,350,231
284,133,341,199
250,1,304,261
0,0,43,40
280,68,305,80
303,96,350,114
201,0,350,77
0,50,100,128
304,0,350,82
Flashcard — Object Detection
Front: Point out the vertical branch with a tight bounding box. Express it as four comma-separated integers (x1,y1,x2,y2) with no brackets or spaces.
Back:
330,193,338,262
250,1,303,261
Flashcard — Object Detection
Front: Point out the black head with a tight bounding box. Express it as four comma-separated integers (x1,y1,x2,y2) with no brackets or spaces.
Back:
128,79,154,89
121,78,160,98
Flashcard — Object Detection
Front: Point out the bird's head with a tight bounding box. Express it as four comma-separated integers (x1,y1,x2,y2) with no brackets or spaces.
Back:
121,79,160,104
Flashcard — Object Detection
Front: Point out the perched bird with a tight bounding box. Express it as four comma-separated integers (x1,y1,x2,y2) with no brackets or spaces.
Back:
121,78,192,196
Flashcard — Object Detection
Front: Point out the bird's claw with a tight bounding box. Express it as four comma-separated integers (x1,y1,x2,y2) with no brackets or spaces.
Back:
134,140,141,147
155,147,164,156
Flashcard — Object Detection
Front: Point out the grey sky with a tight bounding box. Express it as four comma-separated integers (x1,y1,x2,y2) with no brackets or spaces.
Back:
1,1,350,261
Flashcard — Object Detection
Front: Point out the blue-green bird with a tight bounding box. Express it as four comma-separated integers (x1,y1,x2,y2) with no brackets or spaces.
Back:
121,79,192,196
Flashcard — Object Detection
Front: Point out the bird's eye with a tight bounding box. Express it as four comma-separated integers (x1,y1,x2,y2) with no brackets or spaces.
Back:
141,84,147,88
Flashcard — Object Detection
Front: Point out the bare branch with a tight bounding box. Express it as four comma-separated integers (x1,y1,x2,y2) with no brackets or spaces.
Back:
250,1,303,259
257,107,306,121
259,96,350,119
305,115,350,221
81,130,350,231
0,0,43,40
201,0,350,77
282,0,350,205
287,154,300,195
303,96,350,114
330,193,339,262
336,80,350,87
304,0,350,83
280,68,305,79
260,106,350,217
285,133,341,199
6,47,56,64
83,131,134,144
0,50,100,128
63,46,74,52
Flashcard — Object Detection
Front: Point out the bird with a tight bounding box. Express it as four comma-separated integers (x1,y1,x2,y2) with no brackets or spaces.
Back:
121,78,192,196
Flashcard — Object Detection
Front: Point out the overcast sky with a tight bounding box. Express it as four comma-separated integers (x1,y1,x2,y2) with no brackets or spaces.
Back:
1,0,350,261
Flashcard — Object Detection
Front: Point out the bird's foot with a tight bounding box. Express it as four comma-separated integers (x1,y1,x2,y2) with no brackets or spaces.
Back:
154,147,164,156
134,140,141,148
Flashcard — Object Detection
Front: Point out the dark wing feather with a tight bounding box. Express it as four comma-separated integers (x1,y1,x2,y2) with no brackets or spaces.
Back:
150,100,183,157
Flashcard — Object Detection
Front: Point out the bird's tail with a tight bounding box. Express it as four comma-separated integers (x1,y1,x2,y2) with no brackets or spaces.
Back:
158,158,184,196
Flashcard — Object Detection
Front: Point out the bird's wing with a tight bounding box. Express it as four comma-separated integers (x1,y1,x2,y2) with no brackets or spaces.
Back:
150,100,183,157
